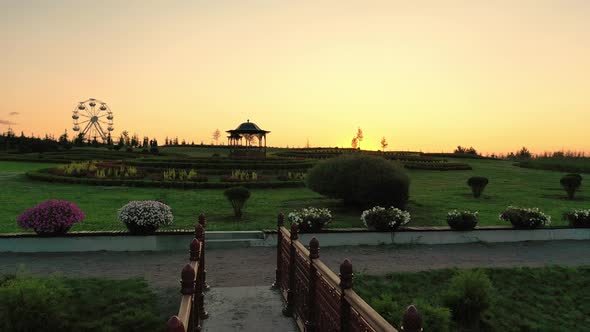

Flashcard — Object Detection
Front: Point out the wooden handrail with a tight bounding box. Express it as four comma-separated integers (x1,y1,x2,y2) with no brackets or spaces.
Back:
177,260,199,328
313,258,341,290
167,216,208,332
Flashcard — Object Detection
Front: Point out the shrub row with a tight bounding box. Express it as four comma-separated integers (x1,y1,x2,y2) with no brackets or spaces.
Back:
403,162,472,171
26,169,305,189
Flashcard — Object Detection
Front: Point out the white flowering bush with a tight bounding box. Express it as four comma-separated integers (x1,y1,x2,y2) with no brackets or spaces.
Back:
361,206,410,231
446,210,478,231
563,209,590,228
118,200,174,234
499,206,551,229
288,207,332,232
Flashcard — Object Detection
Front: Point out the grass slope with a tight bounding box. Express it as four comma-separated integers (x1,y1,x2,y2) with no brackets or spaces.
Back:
1,159,588,233
356,266,590,331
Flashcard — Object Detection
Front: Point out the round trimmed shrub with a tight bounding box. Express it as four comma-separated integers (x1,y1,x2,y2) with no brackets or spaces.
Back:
560,174,582,200
287,207,332,232
467,176,488,198
563,209,590,228
446,210,478,231
361,206,411,231
499,206,551,229
442,269,494,329
16,199,85,235
223,186,251,218
117,200,174,234
306,155,410,208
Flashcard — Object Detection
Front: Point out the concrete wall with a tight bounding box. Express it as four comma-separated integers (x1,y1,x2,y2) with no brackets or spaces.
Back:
1,228,588,253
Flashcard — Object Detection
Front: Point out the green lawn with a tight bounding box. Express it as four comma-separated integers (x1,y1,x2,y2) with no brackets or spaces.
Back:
0,274,162,331
356,266,590,331
1,159,588,233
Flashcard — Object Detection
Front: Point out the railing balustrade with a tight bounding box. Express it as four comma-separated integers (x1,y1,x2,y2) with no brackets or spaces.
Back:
166,214,208,332
273,214,422,332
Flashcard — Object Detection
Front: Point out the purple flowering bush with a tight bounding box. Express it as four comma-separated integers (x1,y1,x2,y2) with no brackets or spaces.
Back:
17,200,85,235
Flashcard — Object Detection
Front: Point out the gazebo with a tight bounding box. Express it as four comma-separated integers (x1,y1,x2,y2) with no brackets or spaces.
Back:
226,120,270,158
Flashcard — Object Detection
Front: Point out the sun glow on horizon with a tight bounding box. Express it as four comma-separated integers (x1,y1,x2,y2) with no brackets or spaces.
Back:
1,0,589,155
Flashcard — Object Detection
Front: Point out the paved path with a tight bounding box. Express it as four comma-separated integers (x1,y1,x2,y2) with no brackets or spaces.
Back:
0,240,588,331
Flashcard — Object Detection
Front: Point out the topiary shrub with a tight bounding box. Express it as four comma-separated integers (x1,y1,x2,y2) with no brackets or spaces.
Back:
117,200,174,234
223,186,251,218
467,176,489,198
446,210,478,231
287,207,332,232
16,199,85,235
361,206,411,231
560,174,582,200
306,155,410,208
442,269,494,330
499,206,551,229
563,209,590,228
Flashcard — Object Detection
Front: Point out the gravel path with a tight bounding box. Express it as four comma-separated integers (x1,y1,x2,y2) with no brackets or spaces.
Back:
0,240,588,329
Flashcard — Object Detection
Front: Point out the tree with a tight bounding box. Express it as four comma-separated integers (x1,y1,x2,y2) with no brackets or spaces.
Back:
212,129,221,145
121,131,130,146
149,139,159,154
351,137,358,149
515,146,531,159
380,137,388,152
356,127,364,149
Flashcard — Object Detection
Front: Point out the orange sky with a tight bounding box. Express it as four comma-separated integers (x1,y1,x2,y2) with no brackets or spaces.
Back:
1,0,589,153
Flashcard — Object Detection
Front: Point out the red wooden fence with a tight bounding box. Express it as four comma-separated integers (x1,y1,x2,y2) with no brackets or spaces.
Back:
166,214,208,332
273,213,423,332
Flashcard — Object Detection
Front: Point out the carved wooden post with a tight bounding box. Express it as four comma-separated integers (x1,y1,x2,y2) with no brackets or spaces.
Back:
305,237,319,332
339,259,353,332
282,222,298,317
190,238,201,331
166,316,186,332
402,305,422,332
195,224,209,320
197,214,210,291
181,264,195,331
272,213,285,288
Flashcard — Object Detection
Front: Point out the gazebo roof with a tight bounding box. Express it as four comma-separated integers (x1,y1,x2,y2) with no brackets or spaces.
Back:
226,120,270,134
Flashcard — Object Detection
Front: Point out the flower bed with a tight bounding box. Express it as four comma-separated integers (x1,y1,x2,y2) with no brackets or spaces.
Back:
563,209,590,228
26,168,304,189
361,206,411,231
499,206,551,229
446,210,478,231
16,200,85,235
288,207,332,232
117,200,174,234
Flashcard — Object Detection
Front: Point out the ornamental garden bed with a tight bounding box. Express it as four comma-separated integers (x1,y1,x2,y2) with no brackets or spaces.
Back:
27,166,304,189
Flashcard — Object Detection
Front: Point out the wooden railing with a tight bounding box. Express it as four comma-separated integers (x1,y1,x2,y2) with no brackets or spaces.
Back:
273,213,423,332
166,214,209,332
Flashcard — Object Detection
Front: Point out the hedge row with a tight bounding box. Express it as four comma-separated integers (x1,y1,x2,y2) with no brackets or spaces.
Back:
516,160,590,174
403,162,472,171
124,160,316,170
26,169,305,189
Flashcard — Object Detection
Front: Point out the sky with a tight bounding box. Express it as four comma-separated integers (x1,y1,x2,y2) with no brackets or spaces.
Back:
1,0,589,153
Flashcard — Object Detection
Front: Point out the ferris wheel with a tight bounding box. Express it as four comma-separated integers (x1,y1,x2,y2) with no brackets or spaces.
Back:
72,98,114,142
